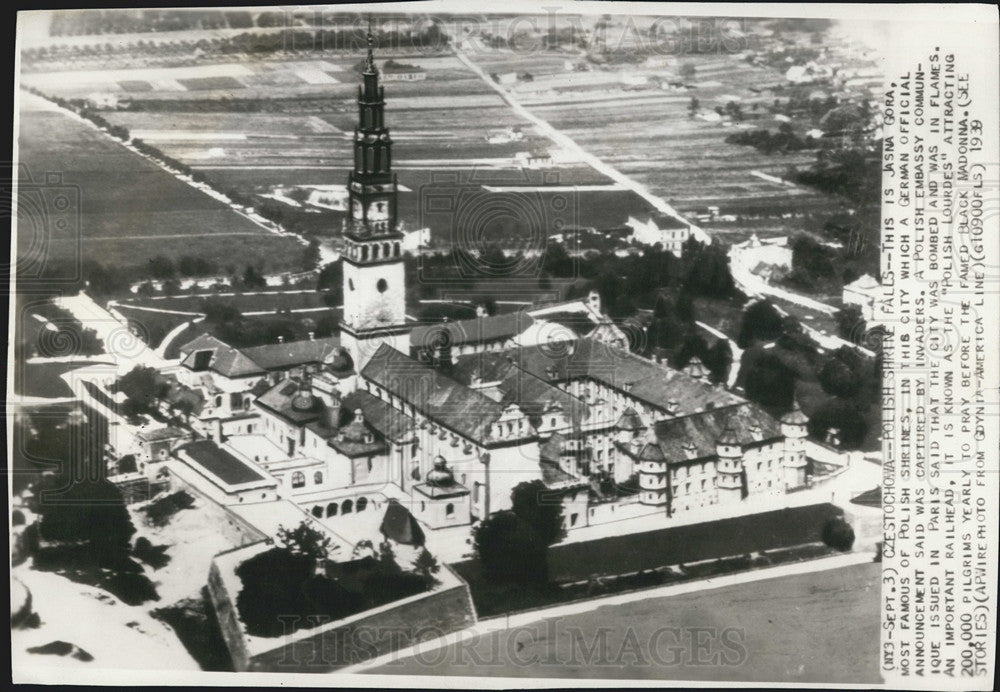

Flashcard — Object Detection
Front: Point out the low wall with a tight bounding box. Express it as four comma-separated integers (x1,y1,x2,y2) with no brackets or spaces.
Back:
166,472,268,547
207,545,477,673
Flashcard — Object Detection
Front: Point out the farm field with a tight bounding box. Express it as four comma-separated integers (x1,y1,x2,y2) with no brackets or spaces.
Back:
476,50,852,235
15,92,306,274
18,19,879,270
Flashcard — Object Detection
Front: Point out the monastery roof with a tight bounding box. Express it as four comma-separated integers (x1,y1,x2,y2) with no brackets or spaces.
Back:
241,336,342,371
179,338,266,378
362,344,507,445
647,403,782,464
511,339,743,415
409,311,535,350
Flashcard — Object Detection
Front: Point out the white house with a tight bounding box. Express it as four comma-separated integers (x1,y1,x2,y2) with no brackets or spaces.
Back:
843,273,881,321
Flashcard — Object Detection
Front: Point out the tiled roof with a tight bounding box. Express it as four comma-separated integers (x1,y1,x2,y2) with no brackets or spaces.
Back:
496,367,589,431
179,341,265,378
341,390,416,442
241,336,342,371
177,333,228,358
361,344,507,445
409,311,535,350
137,426,188,442
511,339,742,414
649,403,782,464
256,379,325,426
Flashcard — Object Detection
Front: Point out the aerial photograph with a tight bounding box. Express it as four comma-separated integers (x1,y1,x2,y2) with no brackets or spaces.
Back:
11,5,887,684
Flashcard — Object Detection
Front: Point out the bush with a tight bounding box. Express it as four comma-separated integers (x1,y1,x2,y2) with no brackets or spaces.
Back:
822,517,855,551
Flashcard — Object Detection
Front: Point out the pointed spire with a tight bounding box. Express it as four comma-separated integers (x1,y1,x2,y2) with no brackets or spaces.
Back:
364,15,377,74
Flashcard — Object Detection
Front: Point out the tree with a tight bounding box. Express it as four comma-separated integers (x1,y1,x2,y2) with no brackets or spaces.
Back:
736,300,784,348
276,521,332,567
680,62,696,79
740,351,797,410
148,254,176,281
35,473,136,566
836,305,866,343
703,338,733,384
510,480,565,547
413,548,441,587
301,238,321,270
473,510,547,585
688,96,700,116
201,298,241,324
118,365,161,412
822,517,855,551
807,398,869,449
818,355,861,398
243,265,266,289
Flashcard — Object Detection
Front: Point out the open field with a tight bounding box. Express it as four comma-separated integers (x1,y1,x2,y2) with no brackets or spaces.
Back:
15,93,306,274
370,560,881,683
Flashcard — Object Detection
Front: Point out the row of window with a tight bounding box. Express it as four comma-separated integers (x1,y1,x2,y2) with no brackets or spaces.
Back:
348,240,400,263
291,471,322,488
311,496,369,518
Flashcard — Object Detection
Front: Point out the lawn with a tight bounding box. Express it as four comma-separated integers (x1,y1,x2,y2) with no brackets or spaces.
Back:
546,504,845,582
371,560,881,684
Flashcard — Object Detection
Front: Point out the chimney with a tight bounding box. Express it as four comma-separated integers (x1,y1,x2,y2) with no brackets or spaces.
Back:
278,335,284,344
308,331,315,341
353,407,364,427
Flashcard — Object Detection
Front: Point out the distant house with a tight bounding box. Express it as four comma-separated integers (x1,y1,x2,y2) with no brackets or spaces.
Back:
625,213,692,257
843,273,881,321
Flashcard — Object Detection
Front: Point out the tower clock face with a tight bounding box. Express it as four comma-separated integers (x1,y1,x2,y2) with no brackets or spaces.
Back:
368,201,389,221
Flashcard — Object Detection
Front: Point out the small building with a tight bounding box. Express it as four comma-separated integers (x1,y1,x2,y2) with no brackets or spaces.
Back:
842,273,881,321
625,213,692,257
172,439,279,506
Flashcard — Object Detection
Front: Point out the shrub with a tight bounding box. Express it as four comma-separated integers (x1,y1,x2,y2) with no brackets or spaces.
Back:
821,517,855,551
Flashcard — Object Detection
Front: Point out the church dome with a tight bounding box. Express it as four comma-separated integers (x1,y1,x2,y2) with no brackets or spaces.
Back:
426,456,454,486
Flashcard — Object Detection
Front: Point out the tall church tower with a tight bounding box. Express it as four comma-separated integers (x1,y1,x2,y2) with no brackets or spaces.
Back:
340,28,409,370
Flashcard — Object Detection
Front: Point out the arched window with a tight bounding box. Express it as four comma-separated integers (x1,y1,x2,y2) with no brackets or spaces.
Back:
342,499,353,514
357,497,368,512
311,506,323,518
366,148,375,172
383,242,390,257
377,278,388,293
394,242,400,257
215,395,223,407
445,503,455,518
361,246,368,261
326,502,338,517
372,244,380,260
291,471,305,488
314,471,323,485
